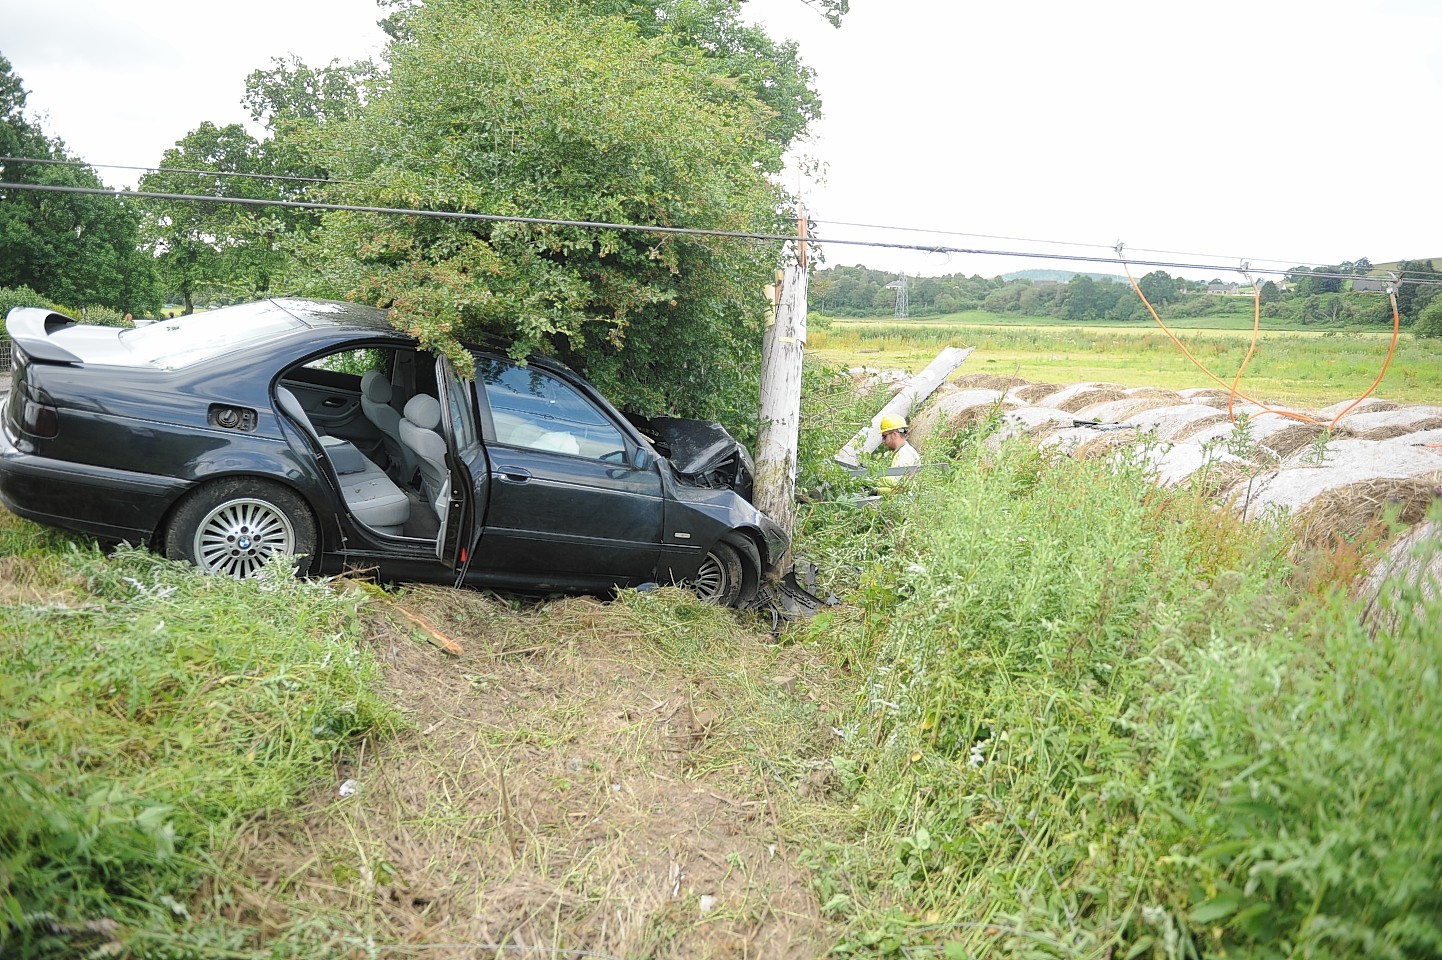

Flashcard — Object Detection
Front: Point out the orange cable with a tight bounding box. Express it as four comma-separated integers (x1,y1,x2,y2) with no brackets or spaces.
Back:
1226,279,1263,421
1324,290,1402,430
1121,263,1319,425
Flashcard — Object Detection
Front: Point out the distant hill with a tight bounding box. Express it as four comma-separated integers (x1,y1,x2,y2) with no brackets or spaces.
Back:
1368,258,1440,274
1003,269,1132,284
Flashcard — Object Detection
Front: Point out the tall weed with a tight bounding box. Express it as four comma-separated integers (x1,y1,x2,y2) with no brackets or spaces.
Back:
796,428,1442,958
0,529,396,958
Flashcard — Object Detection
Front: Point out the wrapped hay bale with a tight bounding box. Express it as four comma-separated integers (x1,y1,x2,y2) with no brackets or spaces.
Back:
1293,474,1442,553
1139,443,1249,487
1359,520,1442,637
1008,382,1063,404
1167,413,1231,441
952,372,1031,392
909,389,1011,446
1127,405,1229,442
1232,441,1442,517
988,407,1076,447
1316,396,1399,418
1028,382,1125,409
1054,385,1130,413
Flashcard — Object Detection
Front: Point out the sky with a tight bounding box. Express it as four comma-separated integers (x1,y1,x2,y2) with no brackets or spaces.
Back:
3,0,1440,282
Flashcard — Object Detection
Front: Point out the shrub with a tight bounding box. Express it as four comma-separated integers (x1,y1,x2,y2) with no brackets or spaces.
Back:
1415,299,1442,339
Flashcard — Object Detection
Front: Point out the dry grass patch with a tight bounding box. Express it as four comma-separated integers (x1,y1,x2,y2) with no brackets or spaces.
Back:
1169,413,1231,441
951,372,1030,391
1010,383,1063,404
1356,416,1442,440
212,586,844,959
1055,387,1128,413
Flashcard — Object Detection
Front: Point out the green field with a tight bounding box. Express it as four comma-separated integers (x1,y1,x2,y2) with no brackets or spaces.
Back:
809,311,1442,407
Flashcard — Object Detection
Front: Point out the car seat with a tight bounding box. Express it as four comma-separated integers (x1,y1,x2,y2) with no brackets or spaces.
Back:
398,394,449,513
360,369,417,481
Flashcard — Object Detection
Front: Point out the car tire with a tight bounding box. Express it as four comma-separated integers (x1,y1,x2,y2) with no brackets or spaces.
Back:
164,479,317,579
691,536,760,608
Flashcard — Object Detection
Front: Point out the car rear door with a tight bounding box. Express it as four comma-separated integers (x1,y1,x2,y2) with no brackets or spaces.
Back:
434,358,490,577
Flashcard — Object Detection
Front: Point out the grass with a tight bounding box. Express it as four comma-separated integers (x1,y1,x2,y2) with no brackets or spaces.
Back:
809,311,1442,406
786,407,1442,958
0,512,396,959
2,359,1438,959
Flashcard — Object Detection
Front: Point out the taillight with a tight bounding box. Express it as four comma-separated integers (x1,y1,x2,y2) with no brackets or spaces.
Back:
20,390,58,439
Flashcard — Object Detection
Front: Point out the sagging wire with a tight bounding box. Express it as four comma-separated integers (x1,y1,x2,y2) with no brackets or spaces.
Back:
6,157,1442,286
1116,242,1405,429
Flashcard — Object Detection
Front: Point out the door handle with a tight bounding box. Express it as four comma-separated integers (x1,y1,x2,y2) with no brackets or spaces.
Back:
322,397,345,407
497,467,532,484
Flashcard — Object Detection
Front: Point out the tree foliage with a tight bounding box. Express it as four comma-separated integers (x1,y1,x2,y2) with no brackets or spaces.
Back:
303,0,809,425
0,54,159,314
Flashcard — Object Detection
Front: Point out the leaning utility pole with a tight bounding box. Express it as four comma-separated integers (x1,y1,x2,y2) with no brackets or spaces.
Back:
753,208,809,566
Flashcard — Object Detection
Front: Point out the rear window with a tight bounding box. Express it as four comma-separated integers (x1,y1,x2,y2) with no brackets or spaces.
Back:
118,302,306,368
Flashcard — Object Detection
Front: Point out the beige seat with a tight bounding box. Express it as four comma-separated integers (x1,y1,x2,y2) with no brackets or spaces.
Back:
399,395,448,512
277,387,409,535
360,370,417,480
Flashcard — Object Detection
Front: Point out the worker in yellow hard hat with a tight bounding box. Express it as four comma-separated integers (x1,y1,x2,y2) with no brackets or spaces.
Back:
876,415,921,494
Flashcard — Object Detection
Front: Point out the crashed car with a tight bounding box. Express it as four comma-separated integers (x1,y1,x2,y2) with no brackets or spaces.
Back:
0,298,787,607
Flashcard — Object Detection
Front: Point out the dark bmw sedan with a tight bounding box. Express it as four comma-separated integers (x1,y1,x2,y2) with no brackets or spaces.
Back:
0,298,786,607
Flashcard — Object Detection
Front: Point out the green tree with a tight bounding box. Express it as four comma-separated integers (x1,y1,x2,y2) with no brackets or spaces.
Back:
1137,270,1176,306
1415,298,1442,339
1395,259,1440,325
0,54,159,314
304,0,812,426
137,122,285,312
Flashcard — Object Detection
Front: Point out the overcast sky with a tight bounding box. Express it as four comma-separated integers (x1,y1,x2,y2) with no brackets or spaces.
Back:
3,0,1439,281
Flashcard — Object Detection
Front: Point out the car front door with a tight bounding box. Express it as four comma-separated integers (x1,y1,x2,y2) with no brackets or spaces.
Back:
434,358,490,579
471,357,664,590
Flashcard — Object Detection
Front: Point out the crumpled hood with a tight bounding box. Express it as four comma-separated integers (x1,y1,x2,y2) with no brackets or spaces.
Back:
626,414,755,502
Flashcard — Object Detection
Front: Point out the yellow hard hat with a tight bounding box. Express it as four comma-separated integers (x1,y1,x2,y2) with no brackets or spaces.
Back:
879,415,908,434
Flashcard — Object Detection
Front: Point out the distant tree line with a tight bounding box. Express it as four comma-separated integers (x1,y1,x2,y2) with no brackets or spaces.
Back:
811,259,1442,330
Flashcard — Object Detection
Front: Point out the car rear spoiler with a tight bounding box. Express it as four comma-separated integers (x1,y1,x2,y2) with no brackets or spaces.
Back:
4,308,84,364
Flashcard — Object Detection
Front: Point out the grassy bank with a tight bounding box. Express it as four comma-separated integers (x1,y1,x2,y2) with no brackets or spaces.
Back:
808,314,1442,406
0,514,396,958
2,363,1438,958
790,406,1442,958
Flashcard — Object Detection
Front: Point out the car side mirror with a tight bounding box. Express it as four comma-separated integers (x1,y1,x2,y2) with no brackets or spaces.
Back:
633,447,651,470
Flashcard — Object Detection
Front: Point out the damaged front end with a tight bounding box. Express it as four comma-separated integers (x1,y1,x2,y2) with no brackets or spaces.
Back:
626,415,755,503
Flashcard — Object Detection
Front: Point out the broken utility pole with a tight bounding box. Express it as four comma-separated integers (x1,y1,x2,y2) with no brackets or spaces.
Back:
753,208,809,566
834,346,974,468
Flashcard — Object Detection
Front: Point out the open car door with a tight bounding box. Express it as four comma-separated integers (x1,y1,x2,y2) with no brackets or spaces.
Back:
434,358,490,582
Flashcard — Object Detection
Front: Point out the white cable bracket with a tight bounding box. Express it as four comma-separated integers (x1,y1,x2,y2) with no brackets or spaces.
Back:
1239,260,1255,287
1113,240,1125,259
1386,271,1401,297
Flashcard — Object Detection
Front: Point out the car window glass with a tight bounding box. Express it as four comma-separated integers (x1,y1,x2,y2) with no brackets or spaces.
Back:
478,358,624,460
305,348,384,375
440,362,479,451
118,302,306,368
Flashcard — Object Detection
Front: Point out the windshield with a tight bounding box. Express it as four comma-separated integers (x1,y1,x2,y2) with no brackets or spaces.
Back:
118,302,306,368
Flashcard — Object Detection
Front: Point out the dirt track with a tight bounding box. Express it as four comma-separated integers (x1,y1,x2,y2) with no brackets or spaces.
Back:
217,587,843,958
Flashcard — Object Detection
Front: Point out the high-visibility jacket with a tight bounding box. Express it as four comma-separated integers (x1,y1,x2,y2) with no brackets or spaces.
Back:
877,441,921,494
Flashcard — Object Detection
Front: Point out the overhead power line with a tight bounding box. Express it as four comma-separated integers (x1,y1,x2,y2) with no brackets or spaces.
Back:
6,154,1439,282
2,180,1439,287
0,154,368,188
